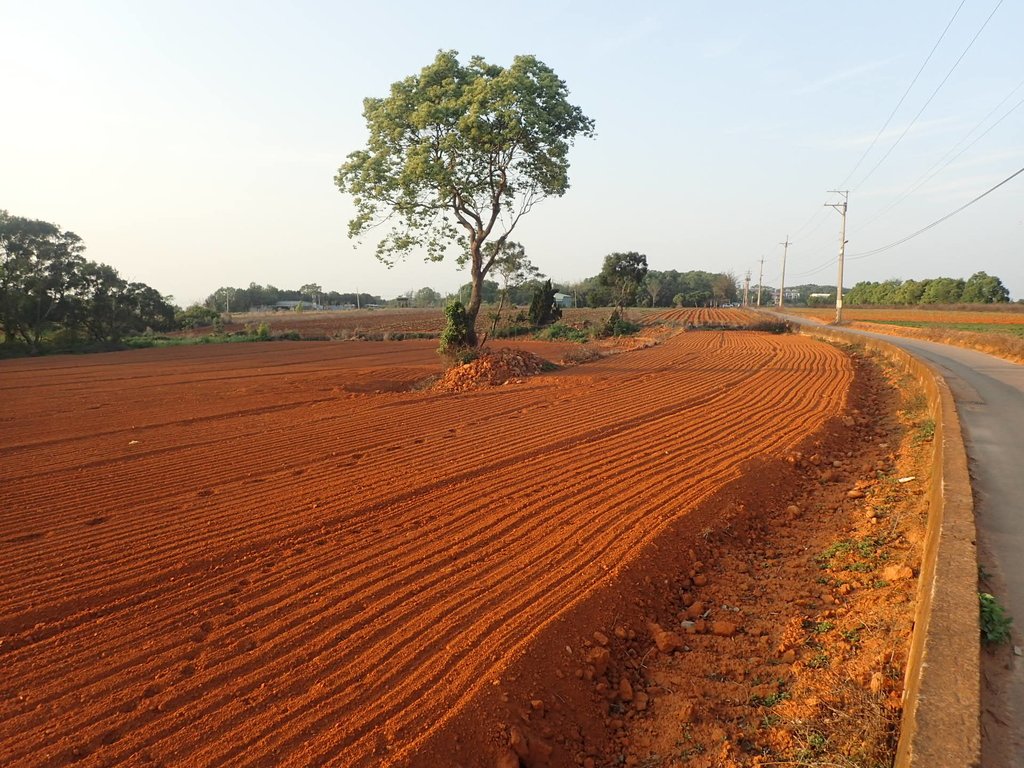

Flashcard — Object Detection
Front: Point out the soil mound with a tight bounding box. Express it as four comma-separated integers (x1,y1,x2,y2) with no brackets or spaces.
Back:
434,349,551,393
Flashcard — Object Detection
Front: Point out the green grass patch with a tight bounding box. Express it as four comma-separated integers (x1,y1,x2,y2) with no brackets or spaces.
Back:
865,320,1024,337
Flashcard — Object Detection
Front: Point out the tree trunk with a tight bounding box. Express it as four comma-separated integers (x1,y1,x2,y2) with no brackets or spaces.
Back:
481,289,507,349
464,240,484,347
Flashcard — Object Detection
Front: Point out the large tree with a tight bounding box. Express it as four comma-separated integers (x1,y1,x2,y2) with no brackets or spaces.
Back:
1,210,176,349
336,50,594,346
598,252,648,308
961,271,1009,303
0,211,85,348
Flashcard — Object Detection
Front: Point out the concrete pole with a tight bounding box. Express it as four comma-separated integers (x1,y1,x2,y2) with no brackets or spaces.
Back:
826,191,849,324
778,236,790,308
756,257,765,307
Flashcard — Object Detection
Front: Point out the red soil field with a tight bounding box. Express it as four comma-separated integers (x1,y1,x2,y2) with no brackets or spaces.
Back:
0,332,852,767
648,307,765,326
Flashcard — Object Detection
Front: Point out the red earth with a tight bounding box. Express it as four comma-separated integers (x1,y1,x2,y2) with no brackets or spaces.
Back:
1,331,854,767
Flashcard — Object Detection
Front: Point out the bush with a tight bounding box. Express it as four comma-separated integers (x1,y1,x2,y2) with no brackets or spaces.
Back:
980,592,1013,645
528,280,562,327
176,305,220,329
439,300,475,362
599,308,642,337
538,322,589,342
255,321,271,340
749,320,794,334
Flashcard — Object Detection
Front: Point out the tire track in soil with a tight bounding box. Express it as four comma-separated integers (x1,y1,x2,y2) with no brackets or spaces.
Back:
0,331,851,767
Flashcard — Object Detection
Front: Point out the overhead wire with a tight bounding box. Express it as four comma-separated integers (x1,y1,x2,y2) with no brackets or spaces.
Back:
847,164,1024,260
767,1,1011,288
782,2,970,283
857,82,1024,230
851,0,1005,192
838,0,968,189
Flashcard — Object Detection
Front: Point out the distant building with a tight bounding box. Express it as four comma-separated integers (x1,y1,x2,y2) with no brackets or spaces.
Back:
553,292,574,308
272,301,321,311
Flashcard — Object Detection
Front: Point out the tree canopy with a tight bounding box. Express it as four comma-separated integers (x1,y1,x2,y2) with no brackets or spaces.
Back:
597,252,649,307
844,273,1009,306
336,50,594,345
0,211,176,350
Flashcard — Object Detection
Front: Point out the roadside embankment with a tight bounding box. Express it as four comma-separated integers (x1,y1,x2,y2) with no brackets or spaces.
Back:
803,326,980,768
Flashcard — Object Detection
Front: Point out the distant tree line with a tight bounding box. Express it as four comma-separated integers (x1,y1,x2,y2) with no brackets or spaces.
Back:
203,283,383,312
0,211,177,351
845,273,1009,305
421,254,743,311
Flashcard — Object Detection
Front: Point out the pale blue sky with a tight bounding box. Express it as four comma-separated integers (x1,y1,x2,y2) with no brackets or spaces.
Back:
2,0,1022,303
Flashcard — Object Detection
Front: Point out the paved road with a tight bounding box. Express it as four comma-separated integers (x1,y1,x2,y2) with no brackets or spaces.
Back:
789,319,1024,760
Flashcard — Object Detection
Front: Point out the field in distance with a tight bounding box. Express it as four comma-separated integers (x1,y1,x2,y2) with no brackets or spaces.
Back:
782,304,1024,363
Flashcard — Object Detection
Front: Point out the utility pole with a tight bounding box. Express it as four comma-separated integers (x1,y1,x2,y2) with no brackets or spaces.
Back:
743,271,751,307
356,287,361,310
825,191,849,324
778,236,790,308
756,257,765,307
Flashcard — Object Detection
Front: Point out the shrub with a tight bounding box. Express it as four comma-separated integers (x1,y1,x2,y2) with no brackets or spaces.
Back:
439,300,475,362
528,280,562,327
538,322,589,342
749,320,794,334
980,592,1013,645
176,305,220,329
599,308,642,337
255,322,271,340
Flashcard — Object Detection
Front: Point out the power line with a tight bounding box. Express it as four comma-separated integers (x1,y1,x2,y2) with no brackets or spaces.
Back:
847,164,1024,260
852,0,1005,192
838,0,967,189
856,84,1024,230
786,253,840,281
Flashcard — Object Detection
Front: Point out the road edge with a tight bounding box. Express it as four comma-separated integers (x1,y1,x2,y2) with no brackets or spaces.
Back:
802,325,981,768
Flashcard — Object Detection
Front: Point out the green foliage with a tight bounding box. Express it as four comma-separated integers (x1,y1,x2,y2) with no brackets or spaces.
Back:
980,592,1013,645
750,688,790,707
528,279,562,327
845,272,1009,306
914,418,936,444
807,652,830,669
921,277,966,304
336,50,594,345
962,271,1010,303
597,252,648,307
817,535,889,575
599,308,642,337
255,321,271,340
0,210,177,350
414,286,442,307
570,269,742,308
538,322,588,342
203,285,382,312
177,305,220,329
438,299,474,361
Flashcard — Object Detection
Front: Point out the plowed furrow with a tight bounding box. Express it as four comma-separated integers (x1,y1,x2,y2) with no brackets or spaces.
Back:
0,332,851,767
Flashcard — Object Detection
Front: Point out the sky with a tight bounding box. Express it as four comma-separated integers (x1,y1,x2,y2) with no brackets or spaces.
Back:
2,0,1022,305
